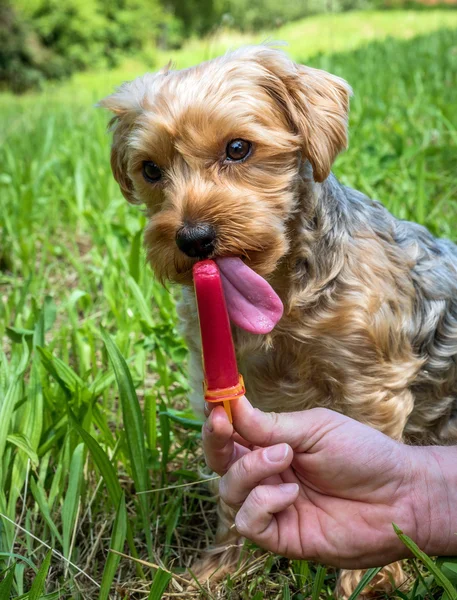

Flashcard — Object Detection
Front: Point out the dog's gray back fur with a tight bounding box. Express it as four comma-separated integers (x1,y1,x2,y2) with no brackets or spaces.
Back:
317,175,457,442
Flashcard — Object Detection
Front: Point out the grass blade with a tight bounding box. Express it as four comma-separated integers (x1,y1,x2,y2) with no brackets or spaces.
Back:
144,392,157,454
28,550,52,600
311,565,327,600
69,412,122,506
0,566,15,597
159,400,170,473
292,560,309,589
128,229,142,283
125,276,154,329
101,329,152,554
69,411,143,573
62,443,84,558
393,523,457,599
99,493,127,600
348,567,382,600
0,341,30,479
147,568,172,600
29,479,63,546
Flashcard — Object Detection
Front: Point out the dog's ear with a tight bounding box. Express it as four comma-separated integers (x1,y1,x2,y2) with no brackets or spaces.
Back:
251,48,352,182
291,64,351,182
98,74,159,204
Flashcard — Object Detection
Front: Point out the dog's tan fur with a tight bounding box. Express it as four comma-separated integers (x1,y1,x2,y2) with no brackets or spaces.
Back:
100,45,457,597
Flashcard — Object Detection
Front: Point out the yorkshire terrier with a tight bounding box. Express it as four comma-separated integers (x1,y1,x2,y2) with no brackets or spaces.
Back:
100,45,457,597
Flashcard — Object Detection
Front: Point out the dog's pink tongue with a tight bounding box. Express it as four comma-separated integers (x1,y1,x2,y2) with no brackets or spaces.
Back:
216,257,283,334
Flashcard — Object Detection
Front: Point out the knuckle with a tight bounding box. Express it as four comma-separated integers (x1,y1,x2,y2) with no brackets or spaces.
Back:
218,475,233,506
236,453,256,481
310,407,333,420
249,486,266,510
263,411,280,446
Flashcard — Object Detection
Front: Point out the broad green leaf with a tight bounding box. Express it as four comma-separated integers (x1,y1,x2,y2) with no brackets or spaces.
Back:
15,592,63,600
37,347,86,395
0,552,37,572
437,557,457,586
6,327,34,343
99,494,127,600
158,411,202,432
28,550,52,600
88,370,116,397
7,434,39,467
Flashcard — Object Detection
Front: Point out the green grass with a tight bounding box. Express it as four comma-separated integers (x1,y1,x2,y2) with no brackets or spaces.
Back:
1,9,457,599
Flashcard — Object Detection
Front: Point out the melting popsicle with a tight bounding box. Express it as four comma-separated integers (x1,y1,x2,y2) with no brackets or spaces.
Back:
193,260,245,422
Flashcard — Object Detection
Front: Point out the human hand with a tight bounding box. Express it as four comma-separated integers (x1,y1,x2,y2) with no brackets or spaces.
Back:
202,397,455,568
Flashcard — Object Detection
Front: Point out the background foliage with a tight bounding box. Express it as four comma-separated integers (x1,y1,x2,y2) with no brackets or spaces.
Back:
3,0,456,92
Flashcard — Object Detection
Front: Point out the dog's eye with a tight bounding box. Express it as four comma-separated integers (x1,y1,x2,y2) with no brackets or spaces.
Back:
142,161,162,183
226,139,251,162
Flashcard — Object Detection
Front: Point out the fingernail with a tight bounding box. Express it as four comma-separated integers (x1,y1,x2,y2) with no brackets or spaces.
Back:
265,443,289,463
279,483,299,495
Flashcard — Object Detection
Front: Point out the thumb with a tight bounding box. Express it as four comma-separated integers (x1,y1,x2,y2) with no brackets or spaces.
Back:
231,396,344,450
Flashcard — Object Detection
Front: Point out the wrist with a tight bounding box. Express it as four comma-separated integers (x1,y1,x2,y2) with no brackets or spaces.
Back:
405,444,457,556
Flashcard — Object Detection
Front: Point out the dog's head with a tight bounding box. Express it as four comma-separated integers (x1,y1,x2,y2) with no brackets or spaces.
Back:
100,46,351,284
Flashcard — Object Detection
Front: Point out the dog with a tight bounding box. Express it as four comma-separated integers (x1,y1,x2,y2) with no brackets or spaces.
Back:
100,45,457,597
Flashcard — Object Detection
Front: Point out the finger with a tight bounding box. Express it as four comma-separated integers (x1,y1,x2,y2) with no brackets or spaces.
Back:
219,443,293,507
204,401,221,417
232,433,254,449
235,483,299,551
204,403,252,447
231,396,344,450
202,406,249,474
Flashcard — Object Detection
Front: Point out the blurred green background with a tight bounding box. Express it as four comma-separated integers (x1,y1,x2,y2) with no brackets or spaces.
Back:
2,0,457,92
1,0,457,598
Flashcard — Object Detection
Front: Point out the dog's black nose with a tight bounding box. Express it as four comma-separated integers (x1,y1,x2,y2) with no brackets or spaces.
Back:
176,223,216,258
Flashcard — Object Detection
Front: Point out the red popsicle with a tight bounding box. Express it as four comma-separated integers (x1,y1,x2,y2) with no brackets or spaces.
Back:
193,260,245,422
